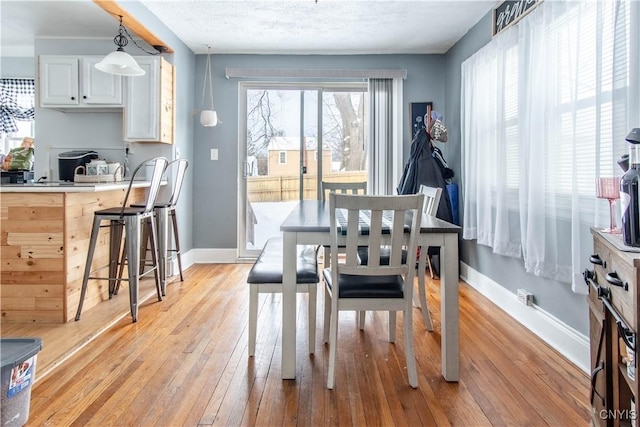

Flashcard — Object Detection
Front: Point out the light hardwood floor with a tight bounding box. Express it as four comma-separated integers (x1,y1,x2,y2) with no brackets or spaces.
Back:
4,263,589,426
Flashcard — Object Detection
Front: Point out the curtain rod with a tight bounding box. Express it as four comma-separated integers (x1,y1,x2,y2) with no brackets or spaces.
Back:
225,68,407,80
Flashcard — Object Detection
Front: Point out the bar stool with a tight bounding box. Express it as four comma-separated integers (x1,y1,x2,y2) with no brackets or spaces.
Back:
133,158,189,295
75,156,168,323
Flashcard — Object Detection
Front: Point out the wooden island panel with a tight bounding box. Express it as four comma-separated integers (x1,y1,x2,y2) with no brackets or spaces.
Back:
1,188,144,323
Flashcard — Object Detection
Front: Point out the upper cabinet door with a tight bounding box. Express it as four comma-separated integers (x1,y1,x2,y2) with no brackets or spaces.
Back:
81,57,122,105
39,56,79,106
124,57,160,141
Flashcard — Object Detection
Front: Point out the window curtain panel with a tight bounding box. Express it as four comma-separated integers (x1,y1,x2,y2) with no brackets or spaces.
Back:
368,78,403,195
461,0,636,292
0,79,35,134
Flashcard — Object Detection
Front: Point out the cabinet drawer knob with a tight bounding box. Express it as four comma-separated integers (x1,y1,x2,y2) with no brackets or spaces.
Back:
590,254,606,267
83,95,87,99
605,271,628,291
71,96,76,100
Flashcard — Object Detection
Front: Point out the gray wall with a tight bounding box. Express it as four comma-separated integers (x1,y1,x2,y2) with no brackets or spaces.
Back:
191,54,446,249
444,13,588,334
0,57,35,78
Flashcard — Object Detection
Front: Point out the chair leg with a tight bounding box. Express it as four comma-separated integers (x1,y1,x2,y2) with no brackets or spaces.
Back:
388,311,396,343
416,247,434,331
146,215,163,302
358,311,366,330
308,283,317,354
323,286,331,343
171,210,184,281
248,285,258,356
75,216,102,321
327,304,339,389
404,303,418,388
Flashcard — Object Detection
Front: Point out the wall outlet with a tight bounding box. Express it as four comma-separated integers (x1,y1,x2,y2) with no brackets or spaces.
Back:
210,148,218,160
124,141,134,154
517,288,534,306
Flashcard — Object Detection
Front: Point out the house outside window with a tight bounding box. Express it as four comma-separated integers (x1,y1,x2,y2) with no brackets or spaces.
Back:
279,151,287,165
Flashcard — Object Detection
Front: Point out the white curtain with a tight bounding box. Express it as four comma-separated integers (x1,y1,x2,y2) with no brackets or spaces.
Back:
369,78,403,195
462,0,637,292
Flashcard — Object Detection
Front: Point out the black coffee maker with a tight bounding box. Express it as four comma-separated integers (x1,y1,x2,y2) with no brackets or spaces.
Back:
620,128,640,246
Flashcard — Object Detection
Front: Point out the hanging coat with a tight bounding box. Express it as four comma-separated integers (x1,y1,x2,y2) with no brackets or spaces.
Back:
397,128,453,223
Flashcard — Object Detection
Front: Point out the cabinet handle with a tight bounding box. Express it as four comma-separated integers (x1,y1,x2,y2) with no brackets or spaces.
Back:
83,95,87,99
605,271,628,291
71,96,76,100
589,254,606,267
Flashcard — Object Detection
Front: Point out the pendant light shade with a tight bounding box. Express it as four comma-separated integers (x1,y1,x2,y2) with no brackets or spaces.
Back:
95,16,146,77
200,46,218,127
95,49,145,76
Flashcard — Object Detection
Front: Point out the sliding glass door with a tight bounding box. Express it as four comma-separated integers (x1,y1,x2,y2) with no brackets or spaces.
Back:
239,82,367,258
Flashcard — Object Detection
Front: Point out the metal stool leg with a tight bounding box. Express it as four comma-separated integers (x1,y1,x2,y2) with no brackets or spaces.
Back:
170,209,184,281
147,214,163,301
125,217,141,322
75,216,102,321
108,220,124,298
156,207,169,294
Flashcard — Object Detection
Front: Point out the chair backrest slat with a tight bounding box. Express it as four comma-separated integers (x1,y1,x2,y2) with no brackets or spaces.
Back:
418,184,442,217
322,181,367,201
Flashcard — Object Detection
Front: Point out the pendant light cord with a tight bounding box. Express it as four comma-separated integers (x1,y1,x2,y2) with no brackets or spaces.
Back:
201,46,214,110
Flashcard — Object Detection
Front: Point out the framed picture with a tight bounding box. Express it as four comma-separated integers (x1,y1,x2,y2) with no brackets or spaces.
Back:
410,102,433,138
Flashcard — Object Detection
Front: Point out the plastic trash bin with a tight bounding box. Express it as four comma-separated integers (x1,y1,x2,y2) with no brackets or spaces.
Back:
1,338,43,427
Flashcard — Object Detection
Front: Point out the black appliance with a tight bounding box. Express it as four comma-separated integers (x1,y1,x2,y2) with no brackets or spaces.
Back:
58,150,98,182
0,170,34,184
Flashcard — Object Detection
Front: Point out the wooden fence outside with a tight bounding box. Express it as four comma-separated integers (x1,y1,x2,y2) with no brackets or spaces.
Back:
247,171,367,202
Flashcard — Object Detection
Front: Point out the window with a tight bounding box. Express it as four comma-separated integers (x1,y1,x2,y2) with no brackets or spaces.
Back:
0,78,35,156
461,0,637,287
279,151,287,164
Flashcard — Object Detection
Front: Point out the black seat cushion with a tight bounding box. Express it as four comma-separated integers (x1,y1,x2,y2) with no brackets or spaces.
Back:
247,237,319,284
357,246,408,266
322,268,404,298
131,202,172,208
94,206,150,216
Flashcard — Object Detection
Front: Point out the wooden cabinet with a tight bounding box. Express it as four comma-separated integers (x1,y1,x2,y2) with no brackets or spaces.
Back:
588,229,639,427
124,56,174,144
38,55,123,108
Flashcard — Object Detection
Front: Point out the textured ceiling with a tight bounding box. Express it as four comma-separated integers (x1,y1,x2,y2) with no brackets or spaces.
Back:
140,0,496,55
0,0,496,57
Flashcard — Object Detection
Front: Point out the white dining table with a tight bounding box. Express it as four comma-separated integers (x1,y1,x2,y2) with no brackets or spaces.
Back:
279,200,461,381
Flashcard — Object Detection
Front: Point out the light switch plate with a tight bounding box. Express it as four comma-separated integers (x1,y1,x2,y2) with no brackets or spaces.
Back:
210,148,218,160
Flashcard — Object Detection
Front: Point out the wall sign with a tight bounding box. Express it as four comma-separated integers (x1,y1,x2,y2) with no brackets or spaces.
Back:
493,0,543,36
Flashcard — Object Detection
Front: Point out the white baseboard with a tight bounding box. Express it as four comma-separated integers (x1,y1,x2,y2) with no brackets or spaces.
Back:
189,248,238,264
460,262,589,374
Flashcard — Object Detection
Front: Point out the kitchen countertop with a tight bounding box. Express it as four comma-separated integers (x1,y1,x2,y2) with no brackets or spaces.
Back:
0,180,155,193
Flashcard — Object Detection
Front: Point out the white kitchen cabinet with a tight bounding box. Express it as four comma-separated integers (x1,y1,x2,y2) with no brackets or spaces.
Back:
124,57,174,144
38,55,122,108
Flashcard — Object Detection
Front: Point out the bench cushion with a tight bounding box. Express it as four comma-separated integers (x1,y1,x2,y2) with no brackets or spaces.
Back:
247,237,319,284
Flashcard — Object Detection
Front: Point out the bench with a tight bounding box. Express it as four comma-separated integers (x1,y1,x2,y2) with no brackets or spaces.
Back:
247,236,319,356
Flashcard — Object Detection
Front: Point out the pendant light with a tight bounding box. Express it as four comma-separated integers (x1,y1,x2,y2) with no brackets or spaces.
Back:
200,46,218,127
95,15,145,77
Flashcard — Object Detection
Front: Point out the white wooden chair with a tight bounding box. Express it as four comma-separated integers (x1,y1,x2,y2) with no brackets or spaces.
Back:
323,193,424,389
415,184,442,331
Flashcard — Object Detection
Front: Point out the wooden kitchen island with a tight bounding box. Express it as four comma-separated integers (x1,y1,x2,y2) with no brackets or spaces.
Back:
0,182,150,323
